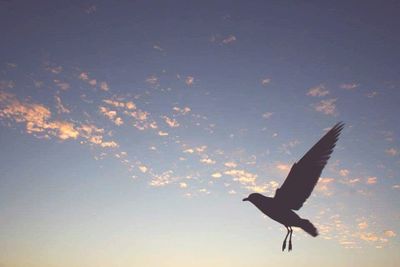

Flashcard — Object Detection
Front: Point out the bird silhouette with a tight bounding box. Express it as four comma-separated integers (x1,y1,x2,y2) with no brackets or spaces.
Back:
243,122,344,251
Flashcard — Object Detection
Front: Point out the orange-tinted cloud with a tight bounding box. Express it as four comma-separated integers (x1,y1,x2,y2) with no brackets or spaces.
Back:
316,177,335,196
163,116,179,128
366,176,377,185
0,91,79,140
276,163,291,172
385,148,398,156
149,170,175,187
383,230,396,237
224,169,258,185
99,106,124,126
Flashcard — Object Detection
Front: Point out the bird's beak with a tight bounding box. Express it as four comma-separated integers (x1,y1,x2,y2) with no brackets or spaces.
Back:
242,198,249,202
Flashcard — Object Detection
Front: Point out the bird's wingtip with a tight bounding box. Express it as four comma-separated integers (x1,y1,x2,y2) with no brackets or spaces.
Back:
332,121,345,133
335,121,345,128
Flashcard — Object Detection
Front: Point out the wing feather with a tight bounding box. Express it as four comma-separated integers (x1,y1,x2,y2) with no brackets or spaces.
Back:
274,122,344,210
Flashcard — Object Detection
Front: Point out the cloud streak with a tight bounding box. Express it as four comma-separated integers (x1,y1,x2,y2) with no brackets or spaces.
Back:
313,98,337,115
307,85,329,97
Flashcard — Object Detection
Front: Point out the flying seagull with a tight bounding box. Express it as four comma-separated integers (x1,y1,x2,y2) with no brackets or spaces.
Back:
243,122,344,251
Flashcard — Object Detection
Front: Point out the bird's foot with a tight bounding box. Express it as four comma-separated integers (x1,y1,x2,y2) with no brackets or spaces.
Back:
288,240,292,251
282,241,286,251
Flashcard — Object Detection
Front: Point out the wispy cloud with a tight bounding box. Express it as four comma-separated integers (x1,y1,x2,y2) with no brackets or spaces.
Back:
103,99,125,108
261,78,271,86
146,75,159,86
149,170,175,187
313,98,337,115
307,85,329,97
183,148,194,154
100,81,110,91
366,176,377,185
179,182,188,188
315,177,335,196
359,232,379,242
99,106,124,126
79,72,97,87
163,116,179,128
340,177,360,185
224,169,258,186
221,35,237,44
54,80,70,90
78,124,119,148
158,131,168,136
153,44,164,51
279,140,299,155
54,95,71,114
224,161,237,168
6,63,17,68
262,112,273,119
381,131,394,142
245,184,268,193
126,109,158,131
84,5,96,14
46,65,63,74
138,165,148,173
99,141,118,148
211,172,222,178
366,91,378,98
79,72,89,81
383,230,396,237
185,76,194,86
0,91,119,148
358,221,368,230
0,91,79,140
275,163,291,172
246,180,279,193
385,147,398,156
200,157,216,165
340,83,359,90
173,106,191,115
0,80,15,90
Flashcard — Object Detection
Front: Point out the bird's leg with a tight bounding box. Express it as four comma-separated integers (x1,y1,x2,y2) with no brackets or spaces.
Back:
288,227,293,251
282,227,290,251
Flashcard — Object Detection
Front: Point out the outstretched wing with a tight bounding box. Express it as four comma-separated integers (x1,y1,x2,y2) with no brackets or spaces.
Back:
274,122,344,210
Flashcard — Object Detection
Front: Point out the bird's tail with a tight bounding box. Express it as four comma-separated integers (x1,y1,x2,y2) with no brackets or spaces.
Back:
299,219,318,237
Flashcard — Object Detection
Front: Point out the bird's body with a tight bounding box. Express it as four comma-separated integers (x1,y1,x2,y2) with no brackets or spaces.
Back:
244,194,317,236
243,122,344,251
249,195,301,227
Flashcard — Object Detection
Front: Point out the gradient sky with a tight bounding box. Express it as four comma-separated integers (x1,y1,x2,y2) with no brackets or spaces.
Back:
0,1,399,266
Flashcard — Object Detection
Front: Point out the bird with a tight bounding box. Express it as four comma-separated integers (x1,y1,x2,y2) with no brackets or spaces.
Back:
243,122,344,252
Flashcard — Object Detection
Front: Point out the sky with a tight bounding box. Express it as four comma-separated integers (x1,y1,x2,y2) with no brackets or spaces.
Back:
0,0,399,266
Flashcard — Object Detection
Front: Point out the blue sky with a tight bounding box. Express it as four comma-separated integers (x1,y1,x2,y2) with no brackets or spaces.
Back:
0,1,399,266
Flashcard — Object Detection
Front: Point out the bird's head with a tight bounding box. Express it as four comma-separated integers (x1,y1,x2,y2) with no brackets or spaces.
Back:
242,193,263,203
